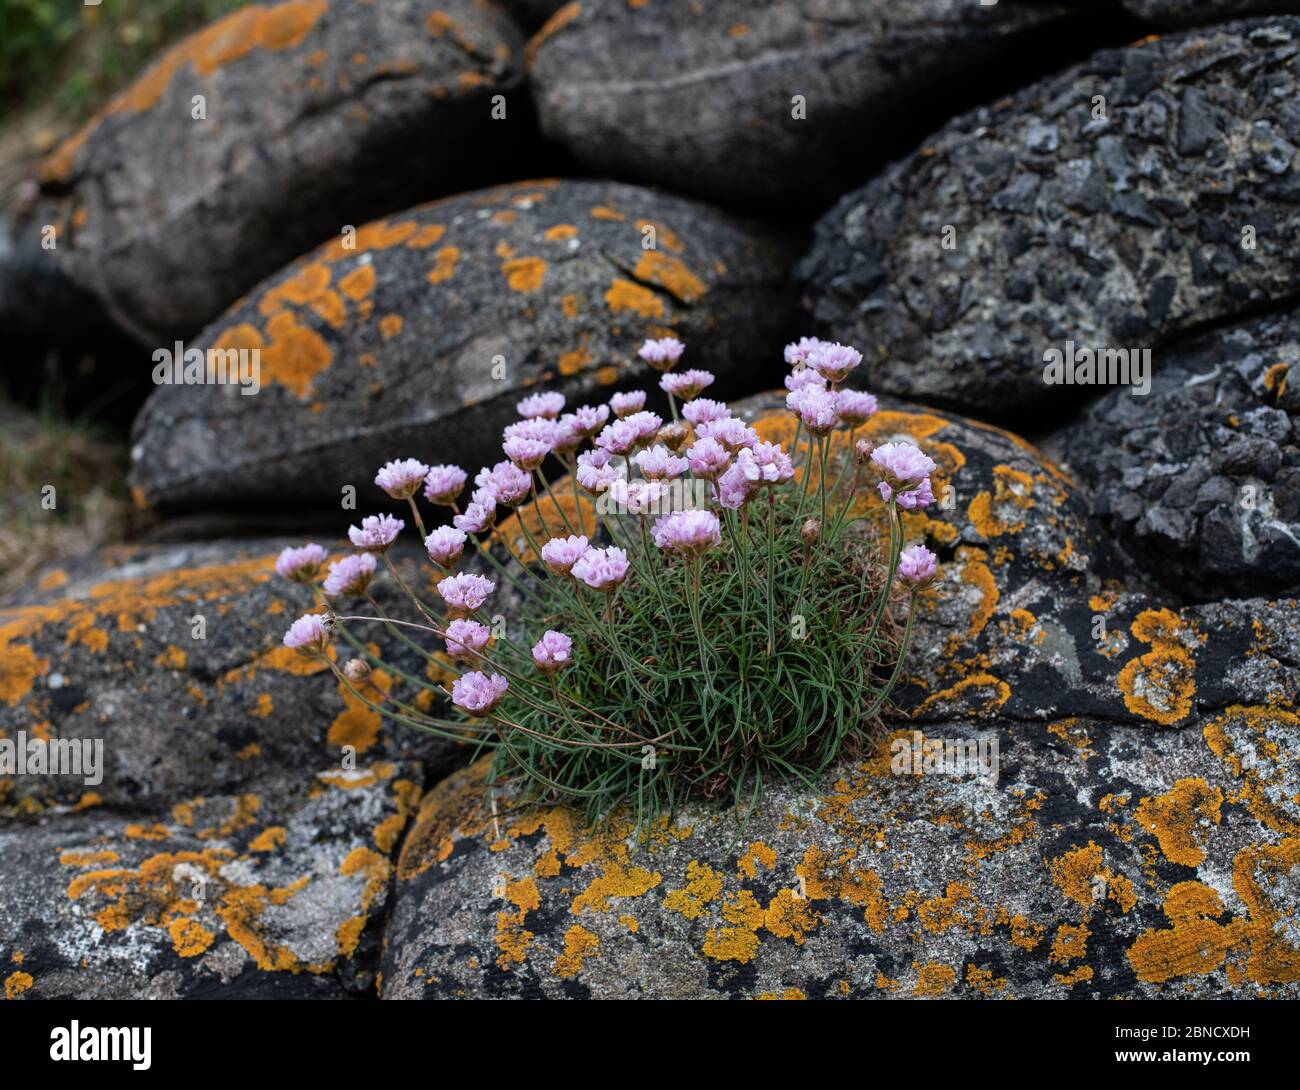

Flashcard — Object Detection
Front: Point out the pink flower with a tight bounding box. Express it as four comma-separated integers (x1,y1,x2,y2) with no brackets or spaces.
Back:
451,671,508,717
784,368,827,395
541,534,590,576
635,444,688,480
806,341,863,384
835,389,878,427
323,552,377,597
696,417,757,453
283,613,330,654
595,419,640,456
652,510,721,558
788,387,839,435
503,418,559,446
716,462,759,510
738,441,794,485
784,336,825,368
437,572,495,617
610,390,646,418
897,544,939,585
607,477,668,516
682,398,729,426
423,464,467,506
687,436,731,481
894,477,935,511
566,404,609,437
424,525,467,567
623,410,663,445
444,618,491,661
453,501,496,534
476,461,531,507
375,458,430,500
571,546,630,592
551,418,584,455
660,369,714,401
532,630,573,675
517,391,565,419
638,336,685,371
348,514,404,552
870,442,937,488
576,449,619,494
276,543,328,583
503,435,550,471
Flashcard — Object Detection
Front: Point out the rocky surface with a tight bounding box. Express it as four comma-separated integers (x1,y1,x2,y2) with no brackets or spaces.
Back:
797,17,1300,416
1121,0,1300,26
732,394,1300,729
129,179,797,512
379,706,1300,998
37,0,527,342
1052,308,1300,602
526,0,1091,207
0,541,458,815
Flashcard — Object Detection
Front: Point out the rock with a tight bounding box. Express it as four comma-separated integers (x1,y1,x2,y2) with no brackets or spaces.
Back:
0,541,460,816
502,0,566,31
732,393,1300,728
0,763,419,998
797,17,1300,416
128,179,798,511
1051,308,1300,601
526,0,1091,207
379,705,1300,998
1121,1,1300,27
37,0,527,342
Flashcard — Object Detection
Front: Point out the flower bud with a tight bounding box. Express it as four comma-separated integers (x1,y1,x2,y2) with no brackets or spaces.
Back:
800,518,821,548
658,421,689,452
343,658,371,684
854,438,872,465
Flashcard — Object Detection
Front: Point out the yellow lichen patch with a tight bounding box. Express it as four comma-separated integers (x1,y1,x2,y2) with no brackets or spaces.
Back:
1263,362,1289,399
1134,779,1223,867
737,841,777,879
544,224,578,241
4,971,33,999
67,848,232,937
619,914,639,933
426,245,460,284
250,693,273,719
965,964,1007,996
1203,705,1300,836
632,252,706,303
1048,842,1104,908
327,670,391,753
763,888,818,944
1232,836,1300,984
913,962,956,997
249,826,286,852
703,889,764,964
406,224,446,249
37,569,68,591
501,256,547,293
557,344,592,377
258,310,333,399
757,987,807,1000
1118,608,1200,725
1049,921,1090,965
338,264,375,302
494,875,541,971
589,205,624,222
259,262,333,315
571,861,661,915
217,875,324,972
167,916,216,958
913,673,1010,718
0,641,43,706
59,849,120,867
663,860,723,919
605,278,665,318
379,314,403,339
154,644,187,670
553,924,600,978
1127,881,1242,984
967,465,1035,538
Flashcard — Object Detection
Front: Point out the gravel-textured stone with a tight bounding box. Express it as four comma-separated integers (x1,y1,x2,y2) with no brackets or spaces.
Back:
37,0,526,342
1052,308,1300,602
797,17,1300,416
128,179,797,512
526,0,1087,206
1121,0,1300,26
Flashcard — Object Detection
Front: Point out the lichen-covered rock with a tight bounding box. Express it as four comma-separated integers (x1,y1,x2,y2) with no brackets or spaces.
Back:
0,542,458,816
0,763,420,998
129,179,797,511
38,0,526,342
526,0,1085,206
731,394,1300,728
1121,0,1300,26
797,17,1300,415
379,706,1300,998
1052,309,1300,602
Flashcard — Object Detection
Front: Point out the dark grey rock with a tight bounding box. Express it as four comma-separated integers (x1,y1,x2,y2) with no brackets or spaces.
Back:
36,0,526,342
797,17,1300,416
128,179,798,512
1121,0,1300,27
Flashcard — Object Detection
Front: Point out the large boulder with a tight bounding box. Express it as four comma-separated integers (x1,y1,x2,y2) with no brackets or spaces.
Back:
128,179,798,511
731,394,1300,729
526,0,1095,207
1052,308,1300,602
797,17,1300,416
379,705,1300,998
37,0,527,342
0,542,458,816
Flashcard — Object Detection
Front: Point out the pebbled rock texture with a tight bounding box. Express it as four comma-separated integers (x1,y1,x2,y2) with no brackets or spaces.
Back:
128,179,797,512
797,18,1300,416
37,0,526,342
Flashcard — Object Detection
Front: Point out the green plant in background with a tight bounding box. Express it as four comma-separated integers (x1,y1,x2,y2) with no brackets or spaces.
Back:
278,336,942,834
0,0,249,120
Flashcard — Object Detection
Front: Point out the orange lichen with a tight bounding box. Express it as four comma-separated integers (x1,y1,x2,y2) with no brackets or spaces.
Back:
4,971,33,999
167,917,216,958
632,252,706,303
501,256,546,293
257,310,333,399
553,924,600,978
605,278,665,318
1134,779,1223,867
663,860,723,919
426,246,460,284
913,962,956,997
